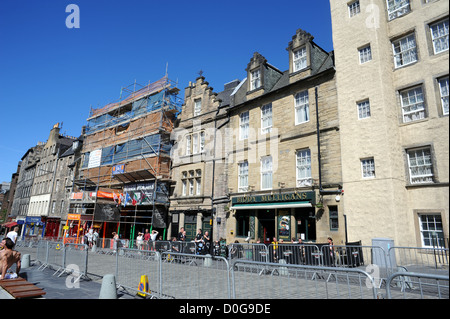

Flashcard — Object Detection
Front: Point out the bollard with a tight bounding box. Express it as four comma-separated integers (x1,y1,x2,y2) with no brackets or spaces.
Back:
99,274,117,299
204,254,212,267
278,259,288,276
21,254,31,269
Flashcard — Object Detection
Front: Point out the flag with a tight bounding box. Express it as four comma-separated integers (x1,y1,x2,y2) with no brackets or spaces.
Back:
124,193,132,206
132,192,140,206
113,193,119,206
140,190,151,204
120,193,125,207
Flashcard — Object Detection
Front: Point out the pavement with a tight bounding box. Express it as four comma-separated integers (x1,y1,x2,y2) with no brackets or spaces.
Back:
0,261,136,300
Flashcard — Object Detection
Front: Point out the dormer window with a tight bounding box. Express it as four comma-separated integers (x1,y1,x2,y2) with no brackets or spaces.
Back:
293,47,307,72
250,69,261,90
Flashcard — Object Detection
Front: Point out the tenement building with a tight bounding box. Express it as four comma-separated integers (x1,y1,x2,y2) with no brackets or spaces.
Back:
330,0,449,247
226,29,344,244
75,76,181,244
169,76,239,241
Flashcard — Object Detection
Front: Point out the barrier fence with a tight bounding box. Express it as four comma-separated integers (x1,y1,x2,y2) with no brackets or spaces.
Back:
386,272,449,299
35,241,88,282
18,239,449,299
230,260,379,299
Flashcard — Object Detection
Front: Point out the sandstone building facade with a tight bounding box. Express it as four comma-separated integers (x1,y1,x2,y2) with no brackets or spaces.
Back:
330,0,449,247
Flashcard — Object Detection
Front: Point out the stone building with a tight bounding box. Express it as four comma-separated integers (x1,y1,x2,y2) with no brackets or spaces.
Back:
225,29,344,244
169,76,239,241
10,144,42,236
24,123,76,237
330,0,449,247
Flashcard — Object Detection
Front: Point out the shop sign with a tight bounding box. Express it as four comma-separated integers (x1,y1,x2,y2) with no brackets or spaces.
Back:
112,164,125,175
67,214,81,220
231,191,315,205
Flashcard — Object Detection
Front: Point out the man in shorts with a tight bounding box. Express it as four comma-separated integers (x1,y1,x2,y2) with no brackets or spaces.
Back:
0,237,21,280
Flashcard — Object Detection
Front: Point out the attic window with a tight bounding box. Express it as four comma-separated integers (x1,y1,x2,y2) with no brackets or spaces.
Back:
250,69,261,90
293,47,307,72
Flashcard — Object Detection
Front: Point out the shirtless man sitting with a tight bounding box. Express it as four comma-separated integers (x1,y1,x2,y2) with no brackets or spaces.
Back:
0,237,21,280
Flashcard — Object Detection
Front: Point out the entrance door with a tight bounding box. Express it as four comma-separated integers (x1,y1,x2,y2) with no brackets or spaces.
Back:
184,223,196,241
258,209,275,244
295,208,316,241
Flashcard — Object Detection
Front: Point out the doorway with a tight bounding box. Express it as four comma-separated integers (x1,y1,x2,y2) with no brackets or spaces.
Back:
295,208,316,241
258,209,275,244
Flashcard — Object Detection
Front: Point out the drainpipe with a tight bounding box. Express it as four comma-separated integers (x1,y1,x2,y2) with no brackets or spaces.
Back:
211,106,230,242
315,86,342,196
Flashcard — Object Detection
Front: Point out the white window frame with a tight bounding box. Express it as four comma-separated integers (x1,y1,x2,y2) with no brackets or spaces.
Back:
430,19,449,54
196,169,202,196
296,149,312,187
238,161,249,192
185,131,205,155
357,99,371,119
293,47,307,72
392,33,417,68
186,135,191,156
239,111,249,140
438,76,449,115
348,0,360,17
359,45,372,64
181,171,187,196
295,90,309,125
407,147,434,184
386,0,410,21
261,103,272,134
250,69,261,90
400,86,426,123
361,157,376,178
418,214,445,248
260,156,273,190
194,99,202,116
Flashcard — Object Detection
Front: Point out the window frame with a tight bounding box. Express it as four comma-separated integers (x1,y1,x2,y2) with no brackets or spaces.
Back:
438,76,449,116
194,99,202,117
406,147,434,184
239,111,249,140
399,85,426,123
361,157,376,179
386,0,411,21
359,45,372,64
293,47,307,72
348,0,361,18
357,99,371,119
295,90,310,125
250,69,261,90
261,103,272,134
238,161,249,192
418,213,444,248
260,156,273,190
392,33,418,68
296,149,312,187
430,18,449,55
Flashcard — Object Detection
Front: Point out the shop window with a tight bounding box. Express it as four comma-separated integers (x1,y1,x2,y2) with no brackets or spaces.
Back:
236,212,250,237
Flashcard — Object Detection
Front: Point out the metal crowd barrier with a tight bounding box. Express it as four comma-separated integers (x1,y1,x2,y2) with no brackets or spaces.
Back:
388,246,449,276
35,241,89,282
230,259,379,299
386,272,449,299
114,248,161,298
159,252,231,299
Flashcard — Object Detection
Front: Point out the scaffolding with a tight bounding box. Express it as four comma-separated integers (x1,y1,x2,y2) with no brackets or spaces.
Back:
70,75,182,243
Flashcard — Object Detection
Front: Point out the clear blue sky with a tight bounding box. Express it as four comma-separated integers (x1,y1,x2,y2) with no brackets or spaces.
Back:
0,0,333,183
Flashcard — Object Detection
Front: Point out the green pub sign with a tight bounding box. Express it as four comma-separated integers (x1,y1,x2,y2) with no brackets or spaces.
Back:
231,191,315,205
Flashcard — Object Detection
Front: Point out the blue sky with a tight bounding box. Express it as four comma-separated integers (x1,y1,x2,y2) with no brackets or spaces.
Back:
0,0,333,183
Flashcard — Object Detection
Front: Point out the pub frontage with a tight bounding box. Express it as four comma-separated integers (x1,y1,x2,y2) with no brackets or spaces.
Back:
227,190,344,244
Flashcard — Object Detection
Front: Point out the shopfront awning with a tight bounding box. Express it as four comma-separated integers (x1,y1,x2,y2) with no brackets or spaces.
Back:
2,222,18,228
232,201,312,210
